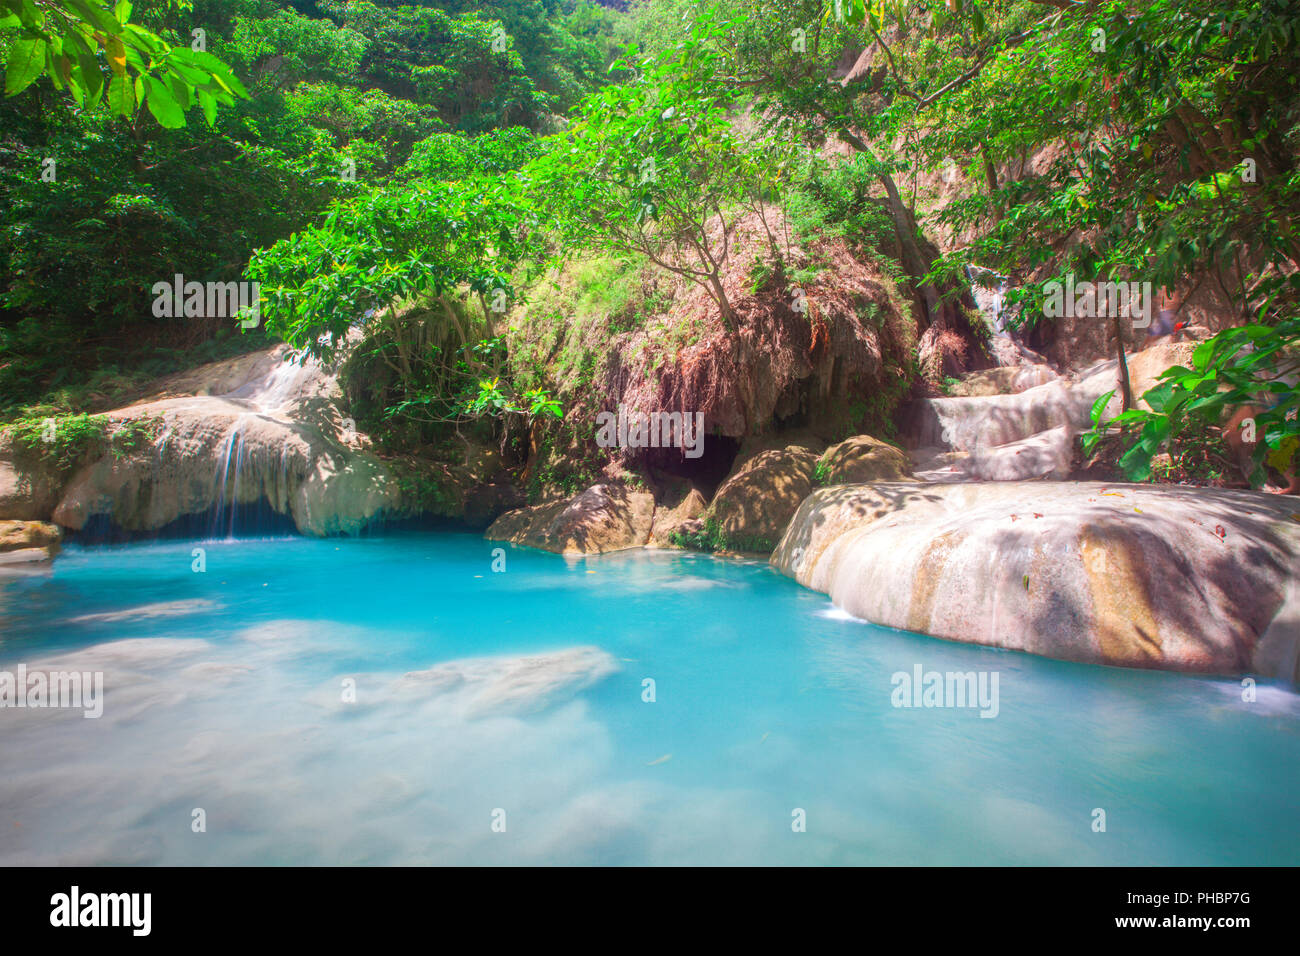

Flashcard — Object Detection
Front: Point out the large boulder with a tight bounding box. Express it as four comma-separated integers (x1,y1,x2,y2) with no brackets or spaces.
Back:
708,444,819,552
647,481,708,547
816,435,910,485
773,481,1300,679
486,483,656,555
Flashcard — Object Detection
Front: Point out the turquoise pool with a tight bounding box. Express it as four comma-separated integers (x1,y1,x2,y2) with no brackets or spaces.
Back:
1,532,1297,865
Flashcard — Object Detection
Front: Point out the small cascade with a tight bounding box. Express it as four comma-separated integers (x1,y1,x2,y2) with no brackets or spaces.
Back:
210,415,252,539
965,264,1009,334
223,349,318,417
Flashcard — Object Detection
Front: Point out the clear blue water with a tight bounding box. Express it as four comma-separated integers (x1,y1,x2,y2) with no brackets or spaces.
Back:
1,532,1297,865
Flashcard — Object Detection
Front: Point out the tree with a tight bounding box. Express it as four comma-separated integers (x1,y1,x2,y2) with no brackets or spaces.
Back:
529,23,765,325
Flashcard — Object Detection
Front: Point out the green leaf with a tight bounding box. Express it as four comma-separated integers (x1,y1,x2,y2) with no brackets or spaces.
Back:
5,36,46,96
1089,389,1115,425
103,34,126,74
165,72,192,109
75,47,102,99
107,68,134,114
66,0,118,34
197,88,216,127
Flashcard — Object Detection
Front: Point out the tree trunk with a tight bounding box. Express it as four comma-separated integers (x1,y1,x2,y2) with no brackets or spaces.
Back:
709,273,734,327
1114,315,1133,411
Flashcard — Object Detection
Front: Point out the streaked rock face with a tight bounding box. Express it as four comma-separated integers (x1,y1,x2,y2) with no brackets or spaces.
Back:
773,481,1300,680
4,345,407,537
64,366,396,536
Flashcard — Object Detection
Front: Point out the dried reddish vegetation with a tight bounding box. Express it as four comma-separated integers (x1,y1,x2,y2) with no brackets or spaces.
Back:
607,211,919,440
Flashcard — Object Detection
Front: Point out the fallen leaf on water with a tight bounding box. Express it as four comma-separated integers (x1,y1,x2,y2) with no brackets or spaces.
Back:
760,732,770,743
646,754,672,766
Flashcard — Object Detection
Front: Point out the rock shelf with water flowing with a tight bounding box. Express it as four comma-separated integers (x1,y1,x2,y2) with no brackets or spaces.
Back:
1,345,401,537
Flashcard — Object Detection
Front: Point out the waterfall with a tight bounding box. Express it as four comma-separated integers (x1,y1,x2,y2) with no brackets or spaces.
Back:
206,351,320,538
965,264,1009,333
210,415,251,540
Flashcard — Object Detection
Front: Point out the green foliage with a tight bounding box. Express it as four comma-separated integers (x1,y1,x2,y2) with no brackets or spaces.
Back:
2,0,248,126
528,15,785,324
462,376,560,421
1,0,626,414
399,125,541,182
3,410,158,474
1084,308,1300,483
909,0,1300,335
785,151,895,254
249,175,529,361
669,515,773,554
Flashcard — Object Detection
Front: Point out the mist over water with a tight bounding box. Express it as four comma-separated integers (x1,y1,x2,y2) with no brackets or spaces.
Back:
1,533,1297,865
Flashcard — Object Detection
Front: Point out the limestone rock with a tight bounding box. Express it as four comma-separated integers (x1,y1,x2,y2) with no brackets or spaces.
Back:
20,345,418,537
708,444,819,552
648,482,708,546
947,364,1058,397
773,480,1300,679
0,519,62,565
816,435,910,485
486,483,655,554
911,426,1073,482
0,440,63,521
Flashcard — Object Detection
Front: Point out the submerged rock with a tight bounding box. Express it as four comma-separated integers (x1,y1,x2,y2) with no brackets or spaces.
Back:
394,646,619,717
773,481,1300,679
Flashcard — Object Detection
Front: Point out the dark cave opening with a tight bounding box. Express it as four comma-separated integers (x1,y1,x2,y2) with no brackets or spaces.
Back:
642,433,741,498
